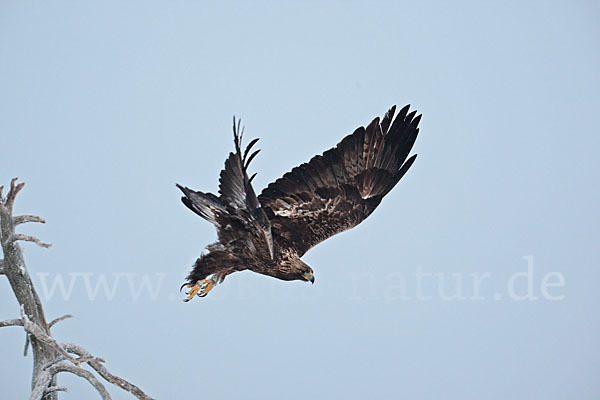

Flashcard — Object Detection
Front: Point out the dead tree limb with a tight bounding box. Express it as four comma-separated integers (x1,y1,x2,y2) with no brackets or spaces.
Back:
14,215,46,225
0,317,24,328
8,233,52,248
62,343,154,400
0,178,58,398
0,179,155,399
30,361,111,400
48,314,73,330
43,386,69,396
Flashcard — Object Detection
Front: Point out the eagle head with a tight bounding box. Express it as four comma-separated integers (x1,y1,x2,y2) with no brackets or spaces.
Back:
279,253,315,284
292,256,314,284
301,267,315,284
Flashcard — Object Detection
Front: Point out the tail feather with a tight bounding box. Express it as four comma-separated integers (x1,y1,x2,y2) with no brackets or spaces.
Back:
176,184,225,225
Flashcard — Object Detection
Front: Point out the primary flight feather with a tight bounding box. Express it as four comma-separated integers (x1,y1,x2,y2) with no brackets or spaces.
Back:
177,105,420,300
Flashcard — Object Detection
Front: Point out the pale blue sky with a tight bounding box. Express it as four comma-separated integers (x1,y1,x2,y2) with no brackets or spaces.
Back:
1,1,599,399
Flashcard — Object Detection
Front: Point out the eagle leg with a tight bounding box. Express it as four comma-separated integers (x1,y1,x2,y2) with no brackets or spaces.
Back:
182,275,217,301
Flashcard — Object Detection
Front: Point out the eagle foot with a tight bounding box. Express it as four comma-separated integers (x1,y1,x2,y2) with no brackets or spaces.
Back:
182,276,217,302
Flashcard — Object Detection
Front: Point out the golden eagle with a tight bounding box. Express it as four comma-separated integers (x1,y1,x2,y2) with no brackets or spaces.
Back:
177,105,420,300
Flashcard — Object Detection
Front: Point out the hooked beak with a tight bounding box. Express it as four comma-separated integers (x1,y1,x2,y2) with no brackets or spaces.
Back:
303,271,315,284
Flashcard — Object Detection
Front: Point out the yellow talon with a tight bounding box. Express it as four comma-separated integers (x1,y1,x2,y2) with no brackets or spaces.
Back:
198,279,215,297
183,283,200,302
182,277,217,302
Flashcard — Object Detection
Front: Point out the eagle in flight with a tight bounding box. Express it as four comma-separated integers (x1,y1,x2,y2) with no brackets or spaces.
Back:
177,105,420,300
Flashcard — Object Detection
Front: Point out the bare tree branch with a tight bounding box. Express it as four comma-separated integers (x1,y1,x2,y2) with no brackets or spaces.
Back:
19,306,82,365
48,314,74,330
5,177,25,211
31,361,111,400
0,318,30,356
1,179,155,399
43,386,68,395
51,363,111,400
0,317,24,328
8,233,52,248
20,307,105,366
62,343,156,400
14,215,46,225
25,333,31,356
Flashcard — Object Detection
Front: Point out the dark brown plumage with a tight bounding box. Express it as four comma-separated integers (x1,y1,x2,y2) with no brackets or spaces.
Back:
177,105,420,300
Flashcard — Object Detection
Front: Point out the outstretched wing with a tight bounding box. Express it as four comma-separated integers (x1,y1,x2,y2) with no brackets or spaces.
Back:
258,105,420,256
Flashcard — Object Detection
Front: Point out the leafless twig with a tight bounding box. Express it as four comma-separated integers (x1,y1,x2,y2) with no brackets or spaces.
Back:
0,317,24,328
19,306,82,365
0,317,30,356
0,178,25,211
14,215,46,225
24,333,30,356
31,360,111,400
48,314,73,330
8,233,52,248
43,386,68,395
62,343,155,400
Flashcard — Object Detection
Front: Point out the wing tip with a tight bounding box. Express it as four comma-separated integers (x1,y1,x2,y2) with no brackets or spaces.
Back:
176,183,191,196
